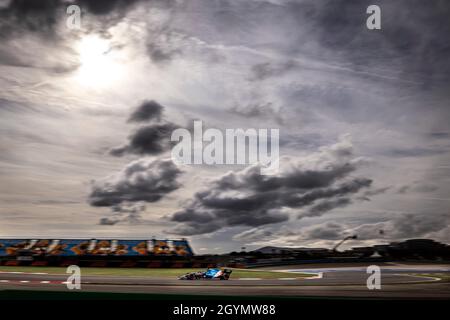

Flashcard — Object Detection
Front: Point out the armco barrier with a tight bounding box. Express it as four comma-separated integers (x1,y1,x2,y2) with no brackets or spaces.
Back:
120,261,137,268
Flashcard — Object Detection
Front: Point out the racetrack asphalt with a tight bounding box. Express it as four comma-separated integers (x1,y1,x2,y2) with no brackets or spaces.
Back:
0,263,449,299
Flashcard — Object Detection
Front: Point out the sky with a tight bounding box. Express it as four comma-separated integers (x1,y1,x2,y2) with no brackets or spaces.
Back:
0,0,449,254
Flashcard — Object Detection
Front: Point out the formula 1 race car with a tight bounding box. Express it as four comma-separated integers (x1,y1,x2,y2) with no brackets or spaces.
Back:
178,268,232,280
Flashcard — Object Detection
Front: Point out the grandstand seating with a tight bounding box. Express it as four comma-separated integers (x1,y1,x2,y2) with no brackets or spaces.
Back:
0,238,194,257
0,239,29,256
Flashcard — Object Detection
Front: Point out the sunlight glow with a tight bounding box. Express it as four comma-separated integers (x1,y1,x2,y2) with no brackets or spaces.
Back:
75,35,124,88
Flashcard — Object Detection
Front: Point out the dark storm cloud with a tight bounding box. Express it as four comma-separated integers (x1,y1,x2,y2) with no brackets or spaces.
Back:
110,123,176,156
88,158,182,207
231,0,450,85
305,197,352,216
0,0,142,39
128,100,164,123
169,138,374,235
347,212,450,241
90,99,183,225
0,0,61,38
0,0,183,69
2,0,449,83
319,212,450,241
77,0,139,16
235,211,450,244
391,213,450,239
111,100,177,156
286,178,372,209
0,0,147,70
308,0,450,84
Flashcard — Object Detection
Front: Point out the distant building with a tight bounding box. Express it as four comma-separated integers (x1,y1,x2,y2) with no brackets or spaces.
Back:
384,239,449,259
251,239,450,261
252,246,330,258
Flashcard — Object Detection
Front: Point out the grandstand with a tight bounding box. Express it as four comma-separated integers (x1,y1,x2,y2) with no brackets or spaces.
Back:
0,238,211,268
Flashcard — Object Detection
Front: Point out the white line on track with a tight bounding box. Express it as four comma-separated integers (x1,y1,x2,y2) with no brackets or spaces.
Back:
40,281,50,284
302,272,323,279
19,280,30,283
278,278,297,280
238,278,262,280
0,280,9,283
394,273,442,282
282,271,323,279
269,270,324,279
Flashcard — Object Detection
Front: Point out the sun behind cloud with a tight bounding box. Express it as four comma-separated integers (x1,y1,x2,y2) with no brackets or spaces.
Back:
74,34,125,89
